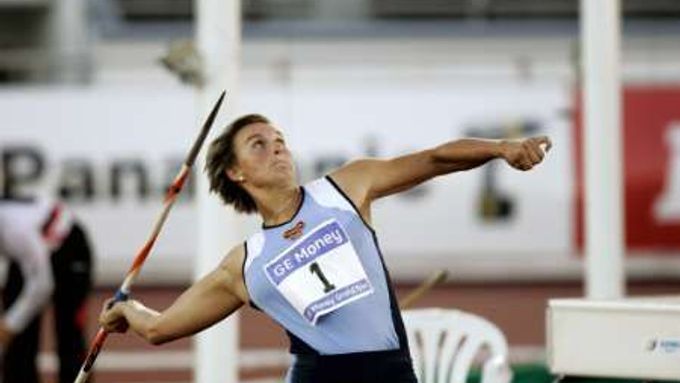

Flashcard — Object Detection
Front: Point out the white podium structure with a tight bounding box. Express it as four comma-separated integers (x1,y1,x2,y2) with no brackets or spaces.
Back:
548,296,680,381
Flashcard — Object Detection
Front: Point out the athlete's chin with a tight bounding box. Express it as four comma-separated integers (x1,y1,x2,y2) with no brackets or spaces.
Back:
272,163,296,176
269,170,297,184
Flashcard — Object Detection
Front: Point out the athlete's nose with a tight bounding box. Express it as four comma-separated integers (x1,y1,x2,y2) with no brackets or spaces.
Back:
273,141,285,156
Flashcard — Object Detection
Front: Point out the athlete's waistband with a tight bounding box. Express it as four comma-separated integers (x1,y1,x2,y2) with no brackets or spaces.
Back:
292,348,411,367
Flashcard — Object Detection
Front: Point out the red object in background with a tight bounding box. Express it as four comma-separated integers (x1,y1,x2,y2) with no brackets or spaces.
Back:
574,86,680,253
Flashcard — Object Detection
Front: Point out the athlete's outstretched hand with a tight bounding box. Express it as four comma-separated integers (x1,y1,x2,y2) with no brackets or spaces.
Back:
500,136,552,171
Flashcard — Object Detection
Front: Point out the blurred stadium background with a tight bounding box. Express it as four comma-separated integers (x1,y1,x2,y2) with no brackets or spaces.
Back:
1,0,680,382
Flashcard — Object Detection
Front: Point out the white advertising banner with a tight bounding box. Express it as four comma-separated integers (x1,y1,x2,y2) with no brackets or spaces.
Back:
0,82,572,282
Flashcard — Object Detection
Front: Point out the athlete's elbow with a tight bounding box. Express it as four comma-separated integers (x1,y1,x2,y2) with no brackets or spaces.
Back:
148,335,167,346
145,321,172,345
146,326,169,345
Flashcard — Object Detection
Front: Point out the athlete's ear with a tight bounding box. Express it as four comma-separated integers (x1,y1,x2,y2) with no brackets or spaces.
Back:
226,167,245,183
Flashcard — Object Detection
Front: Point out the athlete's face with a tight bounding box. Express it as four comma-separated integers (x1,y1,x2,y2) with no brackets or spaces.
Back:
228,122,297,187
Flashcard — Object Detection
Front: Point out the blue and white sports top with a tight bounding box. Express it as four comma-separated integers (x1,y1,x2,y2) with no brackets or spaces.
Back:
243,176,408,355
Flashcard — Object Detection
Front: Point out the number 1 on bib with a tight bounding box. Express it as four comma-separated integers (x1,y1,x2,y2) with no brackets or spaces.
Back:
310,262,336,293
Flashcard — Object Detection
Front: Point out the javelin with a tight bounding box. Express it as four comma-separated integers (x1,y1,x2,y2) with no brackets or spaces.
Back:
400,269,448,309
73,91,226,383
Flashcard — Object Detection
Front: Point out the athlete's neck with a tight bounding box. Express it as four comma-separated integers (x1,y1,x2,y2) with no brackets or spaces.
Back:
257,185,302,227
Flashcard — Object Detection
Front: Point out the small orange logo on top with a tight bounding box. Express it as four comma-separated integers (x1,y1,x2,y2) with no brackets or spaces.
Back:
283,221,305,240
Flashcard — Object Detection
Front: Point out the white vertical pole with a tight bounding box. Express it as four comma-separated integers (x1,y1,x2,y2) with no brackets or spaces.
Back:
580,0,625,299
195,1,242,382
48,0,91,82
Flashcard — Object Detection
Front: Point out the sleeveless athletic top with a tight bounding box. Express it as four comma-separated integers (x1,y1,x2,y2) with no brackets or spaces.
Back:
243,176,409,355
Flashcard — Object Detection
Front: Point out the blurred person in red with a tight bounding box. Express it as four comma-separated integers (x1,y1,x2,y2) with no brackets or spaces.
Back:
0,197,93,383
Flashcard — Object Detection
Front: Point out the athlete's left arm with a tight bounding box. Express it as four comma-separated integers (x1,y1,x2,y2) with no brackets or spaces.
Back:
330,136,551,219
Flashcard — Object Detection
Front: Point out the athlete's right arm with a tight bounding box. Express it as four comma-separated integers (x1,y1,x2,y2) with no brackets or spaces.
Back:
99,244,248,345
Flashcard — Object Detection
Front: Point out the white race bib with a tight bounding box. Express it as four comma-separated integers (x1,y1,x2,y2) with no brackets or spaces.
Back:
264,219,373,325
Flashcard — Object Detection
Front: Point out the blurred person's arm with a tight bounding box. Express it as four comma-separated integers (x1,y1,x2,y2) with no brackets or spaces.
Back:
330,136,551,222
100,245,247,345
0,224,54,344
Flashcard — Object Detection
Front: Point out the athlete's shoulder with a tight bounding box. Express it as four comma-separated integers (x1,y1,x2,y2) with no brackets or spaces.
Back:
303,175,356,214
244,230,265,255
219,242,246,278
242,230,266,274
303,176,332,191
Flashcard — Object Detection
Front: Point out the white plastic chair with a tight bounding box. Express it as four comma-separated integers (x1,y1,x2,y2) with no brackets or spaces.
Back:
402,308,513,383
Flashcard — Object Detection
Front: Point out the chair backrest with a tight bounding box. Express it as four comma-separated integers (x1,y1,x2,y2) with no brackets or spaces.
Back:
402,308,513,383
